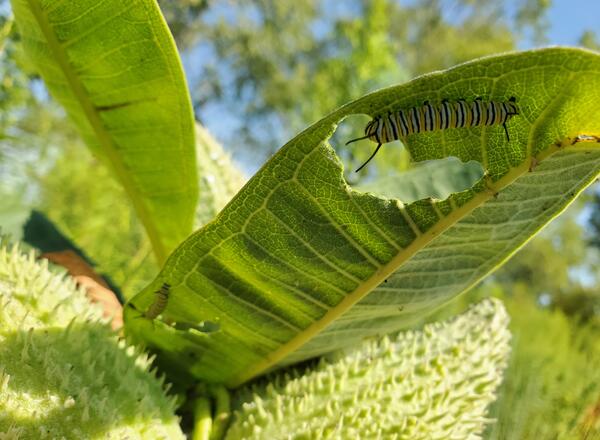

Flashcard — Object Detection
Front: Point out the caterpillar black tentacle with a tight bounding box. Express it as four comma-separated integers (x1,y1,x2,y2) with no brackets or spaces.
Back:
348,97,519,172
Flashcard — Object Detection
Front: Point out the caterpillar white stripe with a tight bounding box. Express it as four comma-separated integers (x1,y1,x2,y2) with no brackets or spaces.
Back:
347,97,519,172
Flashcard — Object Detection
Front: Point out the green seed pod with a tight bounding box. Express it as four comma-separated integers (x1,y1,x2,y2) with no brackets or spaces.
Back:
0,242,185,439
228,298,511,440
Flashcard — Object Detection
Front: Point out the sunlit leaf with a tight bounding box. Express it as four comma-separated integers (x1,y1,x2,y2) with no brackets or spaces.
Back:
11,0,197,263
126,48,600,387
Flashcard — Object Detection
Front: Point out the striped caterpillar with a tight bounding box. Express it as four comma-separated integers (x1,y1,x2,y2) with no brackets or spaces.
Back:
347,97,519,171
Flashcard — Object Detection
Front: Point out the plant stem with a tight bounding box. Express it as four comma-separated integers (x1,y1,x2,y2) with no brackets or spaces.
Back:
192,396,212,440
209,385,231,440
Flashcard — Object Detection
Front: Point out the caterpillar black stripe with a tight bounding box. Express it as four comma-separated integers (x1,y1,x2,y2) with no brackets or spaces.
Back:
145,282,171,319
347,97,519,172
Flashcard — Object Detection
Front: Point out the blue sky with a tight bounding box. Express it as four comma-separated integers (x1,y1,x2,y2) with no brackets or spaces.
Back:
539,0,599,47
184,0,600,174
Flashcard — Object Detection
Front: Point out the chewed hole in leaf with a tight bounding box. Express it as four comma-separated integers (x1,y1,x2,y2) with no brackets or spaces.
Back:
338,113,484,202
124,48,600,387
355,158,484,203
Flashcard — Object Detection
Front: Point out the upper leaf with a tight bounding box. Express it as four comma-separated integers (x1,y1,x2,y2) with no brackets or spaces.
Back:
11,0,197,263
126,48,600,387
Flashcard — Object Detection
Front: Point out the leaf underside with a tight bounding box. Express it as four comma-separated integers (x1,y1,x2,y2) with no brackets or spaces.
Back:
11,0,197,262
126,48,600,387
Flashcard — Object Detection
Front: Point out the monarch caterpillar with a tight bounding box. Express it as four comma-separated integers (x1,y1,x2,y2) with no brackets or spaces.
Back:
144,282,171,319
347,97,519,172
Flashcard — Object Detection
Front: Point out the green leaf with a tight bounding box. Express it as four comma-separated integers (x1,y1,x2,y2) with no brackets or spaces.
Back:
227,298,510,440
125,47,600,387
10,0,197,263
0,16,12,55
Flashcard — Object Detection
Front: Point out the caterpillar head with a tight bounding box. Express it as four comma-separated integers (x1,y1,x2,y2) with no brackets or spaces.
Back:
364,118,380,143
345,117,381,146
507,96,519,116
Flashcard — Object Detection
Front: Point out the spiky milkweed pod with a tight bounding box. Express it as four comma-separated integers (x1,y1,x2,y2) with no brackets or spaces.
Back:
0,242,185,439
227,298,511,440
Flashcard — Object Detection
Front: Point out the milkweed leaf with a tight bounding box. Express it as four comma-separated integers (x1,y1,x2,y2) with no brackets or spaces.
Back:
126,48,600,387
10,0,197,263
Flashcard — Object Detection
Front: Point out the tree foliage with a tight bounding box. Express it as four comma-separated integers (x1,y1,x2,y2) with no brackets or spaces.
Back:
188,0,551,171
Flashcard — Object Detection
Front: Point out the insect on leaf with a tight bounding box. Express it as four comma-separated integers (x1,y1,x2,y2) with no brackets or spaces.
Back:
126,48,600,387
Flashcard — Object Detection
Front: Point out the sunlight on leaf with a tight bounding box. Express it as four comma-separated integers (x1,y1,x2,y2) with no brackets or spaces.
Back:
126,48,600,387
11,0,197,263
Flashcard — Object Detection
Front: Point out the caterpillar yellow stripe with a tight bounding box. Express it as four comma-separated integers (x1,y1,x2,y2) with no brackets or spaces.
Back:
348,97,519,172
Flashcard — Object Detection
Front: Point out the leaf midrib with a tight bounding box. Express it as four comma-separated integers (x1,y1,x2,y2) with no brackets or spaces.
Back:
227,140,598,388
27,0,167,264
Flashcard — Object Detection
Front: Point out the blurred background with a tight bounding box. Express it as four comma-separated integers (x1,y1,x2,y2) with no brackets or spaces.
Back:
1,0,599,437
